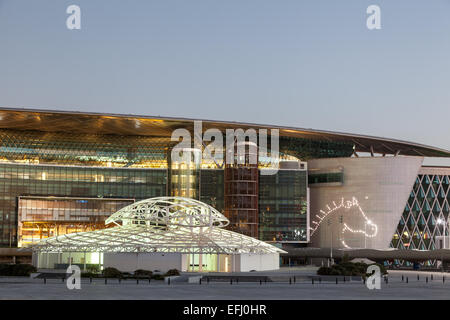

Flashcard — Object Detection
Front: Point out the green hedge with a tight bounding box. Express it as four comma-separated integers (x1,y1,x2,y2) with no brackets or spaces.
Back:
317,262,388,277
134,269,153,277
102,267,123,278
164,269,180,277
0,264,37,276
151,274,165,280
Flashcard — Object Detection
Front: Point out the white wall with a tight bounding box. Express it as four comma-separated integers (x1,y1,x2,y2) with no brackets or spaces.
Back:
103,252,182,272
238,253,280,271
308,156,423,249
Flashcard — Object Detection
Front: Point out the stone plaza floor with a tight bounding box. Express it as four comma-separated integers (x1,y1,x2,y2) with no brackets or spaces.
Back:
1,270,450,299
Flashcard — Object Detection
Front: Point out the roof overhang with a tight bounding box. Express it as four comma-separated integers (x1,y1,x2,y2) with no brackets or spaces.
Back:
0,107,449,158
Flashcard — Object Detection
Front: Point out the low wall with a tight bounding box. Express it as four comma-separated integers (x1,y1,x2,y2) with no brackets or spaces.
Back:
103,253,182,272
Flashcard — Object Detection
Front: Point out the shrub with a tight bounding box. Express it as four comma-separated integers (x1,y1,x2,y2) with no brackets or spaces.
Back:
367,263,388,276
0,264,37,276
86,265,100,273
316,261,378,277
317,266,332,275
134,269,153,278
81,272,100,278
353,262,369,275
152,274,165,280
165,269,180,277
102,267,122,278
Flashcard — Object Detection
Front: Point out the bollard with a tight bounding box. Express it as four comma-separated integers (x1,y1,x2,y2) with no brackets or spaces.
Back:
402,275,404,282
319,277,321,284
168,278,171,285
105,278,107,285
90,277,92,284
312,278,314,285
260,279,262,285
289,278,292,285
119,278,121,284
443,276,445,283
199,278,202,285
62,277,65,283
426,277,428,283
149,277,151,284
264,279,267,284
406,277,408,283
417,274,419,281
431,274,433,281
343,277,346,283
137,278,139,285
236,278,239,284
44,277,46,284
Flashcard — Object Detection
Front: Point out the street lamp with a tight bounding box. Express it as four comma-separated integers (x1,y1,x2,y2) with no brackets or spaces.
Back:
327,219,333,266
437,218,447,249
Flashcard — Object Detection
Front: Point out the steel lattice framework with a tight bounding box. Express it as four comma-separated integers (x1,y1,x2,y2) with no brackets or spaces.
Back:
28,197,285,255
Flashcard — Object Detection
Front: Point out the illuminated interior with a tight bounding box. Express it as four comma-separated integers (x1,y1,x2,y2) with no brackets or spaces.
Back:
18,196,134,247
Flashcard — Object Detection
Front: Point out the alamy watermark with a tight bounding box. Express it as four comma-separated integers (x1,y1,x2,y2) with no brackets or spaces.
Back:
66,265,81,290
366,264,381,290
171,121,280,175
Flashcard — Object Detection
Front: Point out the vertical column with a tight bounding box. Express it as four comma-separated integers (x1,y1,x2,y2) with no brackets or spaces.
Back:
216,253,220,272
224,141,259,238
169,148,201,199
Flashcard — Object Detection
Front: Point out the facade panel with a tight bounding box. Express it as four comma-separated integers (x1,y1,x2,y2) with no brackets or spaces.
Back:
390,167,450,257
0,163,167,247
308,156,423,249
259,170,308,242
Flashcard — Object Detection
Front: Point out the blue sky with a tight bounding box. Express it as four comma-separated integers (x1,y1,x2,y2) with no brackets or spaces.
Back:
0,0,449,164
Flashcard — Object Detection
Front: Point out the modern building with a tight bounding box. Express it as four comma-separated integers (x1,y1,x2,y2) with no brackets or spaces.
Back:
0,107,449,268
30,197,284,272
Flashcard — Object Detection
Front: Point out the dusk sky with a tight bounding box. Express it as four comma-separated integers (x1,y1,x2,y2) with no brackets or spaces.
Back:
1,0,449,164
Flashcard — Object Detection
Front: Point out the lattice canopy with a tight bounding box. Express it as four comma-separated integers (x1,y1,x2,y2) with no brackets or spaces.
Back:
106,197,229,228
28,197,285,255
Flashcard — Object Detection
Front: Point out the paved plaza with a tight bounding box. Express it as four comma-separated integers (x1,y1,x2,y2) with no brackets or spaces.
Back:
1,270,450,300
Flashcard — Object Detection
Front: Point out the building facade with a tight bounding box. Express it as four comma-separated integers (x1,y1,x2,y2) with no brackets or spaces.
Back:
0,107,449,261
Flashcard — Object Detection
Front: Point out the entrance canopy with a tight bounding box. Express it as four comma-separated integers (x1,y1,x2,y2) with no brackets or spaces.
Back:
28,197,285,255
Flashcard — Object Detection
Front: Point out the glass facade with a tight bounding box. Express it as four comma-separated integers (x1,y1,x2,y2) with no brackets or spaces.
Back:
280,137,354,160
259,170,308,242
0,129,170,168
199,169,224,214
0,162,167,247
308,172,344,185
18,196,134,247
169,149,201,199
390,173,450,265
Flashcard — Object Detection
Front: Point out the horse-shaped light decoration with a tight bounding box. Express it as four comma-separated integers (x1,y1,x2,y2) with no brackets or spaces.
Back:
310,197,378,249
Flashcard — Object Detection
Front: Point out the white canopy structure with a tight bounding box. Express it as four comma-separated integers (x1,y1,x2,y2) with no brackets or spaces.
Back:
29,197,285,272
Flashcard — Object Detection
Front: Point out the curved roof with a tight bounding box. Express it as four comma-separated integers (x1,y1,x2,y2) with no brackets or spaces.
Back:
106,197,229,228
28,197,285,255
0,107,449,157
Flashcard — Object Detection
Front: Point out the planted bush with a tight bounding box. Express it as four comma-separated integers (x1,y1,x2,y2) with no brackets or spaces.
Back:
102,267,122,278
81,272,100,278
367,263,388,276
152,274,165,280
317,266,332,275
0,264,37,276
165,269,180,277
316,261,386,277
134,269,153,278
